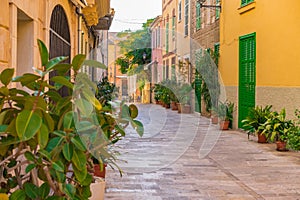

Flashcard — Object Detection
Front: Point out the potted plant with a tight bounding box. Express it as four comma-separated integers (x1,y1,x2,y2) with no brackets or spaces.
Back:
0,40,144,199
242,105,272,143
261,109,294,151
217,101,235,130
177,83,192,114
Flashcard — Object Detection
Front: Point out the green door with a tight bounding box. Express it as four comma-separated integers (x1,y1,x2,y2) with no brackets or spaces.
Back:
238,33,256,128
195,73,202,113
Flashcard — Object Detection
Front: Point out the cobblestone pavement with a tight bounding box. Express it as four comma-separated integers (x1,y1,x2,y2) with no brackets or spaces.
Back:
104,104,300,200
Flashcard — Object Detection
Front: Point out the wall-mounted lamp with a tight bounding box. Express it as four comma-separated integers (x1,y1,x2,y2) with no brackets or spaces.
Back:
197,0,221,11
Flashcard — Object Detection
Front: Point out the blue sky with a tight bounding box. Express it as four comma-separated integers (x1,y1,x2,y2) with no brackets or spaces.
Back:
109,0,162,32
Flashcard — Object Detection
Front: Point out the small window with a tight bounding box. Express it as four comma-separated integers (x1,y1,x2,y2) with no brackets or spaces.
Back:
178,1,182,21
216,0,220,19
241,0,254,7
196,1,201,30
214,43,220,66
184,0,189,36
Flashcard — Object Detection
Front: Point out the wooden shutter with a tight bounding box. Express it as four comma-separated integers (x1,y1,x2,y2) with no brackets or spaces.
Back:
196,2,201,30
238,33,256,128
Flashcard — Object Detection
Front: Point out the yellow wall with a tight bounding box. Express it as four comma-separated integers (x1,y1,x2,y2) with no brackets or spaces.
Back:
220,0,300,87
220,0,300,123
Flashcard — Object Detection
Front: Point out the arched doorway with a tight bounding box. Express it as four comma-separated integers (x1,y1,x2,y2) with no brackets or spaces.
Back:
49,5,71,97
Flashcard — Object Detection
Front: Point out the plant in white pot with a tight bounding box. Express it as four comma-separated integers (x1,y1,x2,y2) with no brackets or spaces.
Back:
0,40,143,199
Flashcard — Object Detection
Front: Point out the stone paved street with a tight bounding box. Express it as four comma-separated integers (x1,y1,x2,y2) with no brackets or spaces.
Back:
105,104,300,200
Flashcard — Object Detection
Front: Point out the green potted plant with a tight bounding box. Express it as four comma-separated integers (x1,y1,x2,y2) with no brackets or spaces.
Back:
0,40,143,199
261,109,294,151
177,83,192,114
217,101,235,130
242,105,272,143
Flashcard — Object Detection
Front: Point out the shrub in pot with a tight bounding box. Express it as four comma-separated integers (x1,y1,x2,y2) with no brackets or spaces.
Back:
261,109,294,151
217,101,235,130
0,40,143,199
242,105,272,143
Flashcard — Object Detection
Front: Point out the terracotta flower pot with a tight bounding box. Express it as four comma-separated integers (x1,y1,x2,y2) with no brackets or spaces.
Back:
211,116,218,124
181,104,191,114
177,103,181,113
219,120,230,130
276,141,288,151
171,101,178,110
94,164,107,178
257,132,267,143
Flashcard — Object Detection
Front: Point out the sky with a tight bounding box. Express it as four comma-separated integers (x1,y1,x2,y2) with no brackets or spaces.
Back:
109,0,162,32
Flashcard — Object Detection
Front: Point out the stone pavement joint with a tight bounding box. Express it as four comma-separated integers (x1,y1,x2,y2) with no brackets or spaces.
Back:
105,104,300,200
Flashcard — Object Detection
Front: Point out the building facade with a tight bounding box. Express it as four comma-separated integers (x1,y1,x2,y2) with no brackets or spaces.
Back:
219,0,300,128
0,0,113,83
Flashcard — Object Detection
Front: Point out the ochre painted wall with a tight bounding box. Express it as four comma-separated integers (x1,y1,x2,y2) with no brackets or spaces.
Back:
220,0,300,87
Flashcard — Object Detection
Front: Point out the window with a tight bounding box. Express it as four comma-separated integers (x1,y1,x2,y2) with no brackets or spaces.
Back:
178,1,182,21
166,22,169,53
157,26,160,47
166,60,169,80
216,0,220,19
163,61,166,80
238,32,256,128
214,43,220,66
184,0,189,36
171,57,176,80
241,0,254,6
172,15,175,39
196,1,201,30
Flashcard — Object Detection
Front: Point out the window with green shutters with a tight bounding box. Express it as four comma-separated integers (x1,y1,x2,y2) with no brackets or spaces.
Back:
238,32,256,128
172,16,175,39
241,0,254,6
184,0,189,36
166,22,169,53
214,43,220,66
196,1,201,30
216,0,220,19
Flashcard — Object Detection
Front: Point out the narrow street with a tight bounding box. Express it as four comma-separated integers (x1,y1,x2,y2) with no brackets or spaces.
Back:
105,104,300,200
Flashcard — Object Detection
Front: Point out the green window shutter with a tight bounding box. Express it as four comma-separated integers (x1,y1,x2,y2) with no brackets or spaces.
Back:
216,0,220,19
238,32,256,128
166,22,169,53
196,2,201,30
241,0,254,6
214,43,220,66
171,65,176,80
184,0,189,36
172,17,175,38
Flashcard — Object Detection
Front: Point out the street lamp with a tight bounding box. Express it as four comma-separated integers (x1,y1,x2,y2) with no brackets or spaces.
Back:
197,0,221,10
143,52,147,63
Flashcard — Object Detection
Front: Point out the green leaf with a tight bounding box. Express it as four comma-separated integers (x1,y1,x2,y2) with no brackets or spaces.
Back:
52,160,64,172
81,173,93,186
46,137,63,152
38,123,49,149
25,163,36,173
42,111,54,132
64,184,76,199
63,143,73,161
12,73,40,86
0,86,9,96
74,98,94,117
38,149,51,160
24,151,35,161
0,68,14,86
24,182,39,199
45,56,68,71
9,189,26,200
16,110,42,141
0,125,8,132
72,54,86,71
72,149,87,170
53,130,66,137
131,120,144,137
50,76,73,89
52,63,72,76
55,170,66,183
71,136,86,151
38,39,49,66
83,60,107,69
39,183,50,199
63,111,74,129
73,164,87,182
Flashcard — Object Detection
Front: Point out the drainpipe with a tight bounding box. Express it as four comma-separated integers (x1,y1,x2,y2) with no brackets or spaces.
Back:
76,7,83,54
